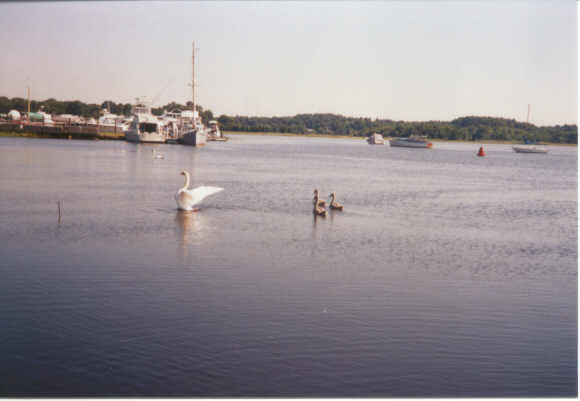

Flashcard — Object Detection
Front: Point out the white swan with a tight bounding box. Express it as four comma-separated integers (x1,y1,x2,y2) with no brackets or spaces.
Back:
175,171,224,211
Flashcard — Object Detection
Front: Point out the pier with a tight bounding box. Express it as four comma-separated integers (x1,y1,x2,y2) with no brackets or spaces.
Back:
0,121,125,140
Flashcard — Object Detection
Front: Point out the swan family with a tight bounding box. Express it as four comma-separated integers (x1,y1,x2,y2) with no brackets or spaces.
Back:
174,171,344,217
313,188,344,217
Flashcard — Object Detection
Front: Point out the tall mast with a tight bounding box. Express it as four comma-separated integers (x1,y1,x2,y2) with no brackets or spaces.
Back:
192,41,195,115
526,104,530,124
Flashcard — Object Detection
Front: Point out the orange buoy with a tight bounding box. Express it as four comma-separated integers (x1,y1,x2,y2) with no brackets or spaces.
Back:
477,146,486,157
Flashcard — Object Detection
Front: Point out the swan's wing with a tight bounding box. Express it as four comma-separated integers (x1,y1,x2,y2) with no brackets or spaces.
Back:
187,186,224,206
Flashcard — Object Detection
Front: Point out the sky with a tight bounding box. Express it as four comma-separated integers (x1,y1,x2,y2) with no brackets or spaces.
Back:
0,1,576,126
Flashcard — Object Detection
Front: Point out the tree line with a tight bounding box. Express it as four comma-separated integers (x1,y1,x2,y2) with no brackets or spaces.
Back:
216,114,577,144
0,96,576,143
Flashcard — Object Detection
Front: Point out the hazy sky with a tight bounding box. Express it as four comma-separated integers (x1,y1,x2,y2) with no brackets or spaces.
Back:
0,1,576,125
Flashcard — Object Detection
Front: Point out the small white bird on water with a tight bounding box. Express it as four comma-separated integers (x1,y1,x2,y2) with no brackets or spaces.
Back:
175,171,224,211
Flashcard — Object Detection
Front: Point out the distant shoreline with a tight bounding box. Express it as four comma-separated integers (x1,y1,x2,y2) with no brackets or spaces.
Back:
0,130,576,146
225,131,577,146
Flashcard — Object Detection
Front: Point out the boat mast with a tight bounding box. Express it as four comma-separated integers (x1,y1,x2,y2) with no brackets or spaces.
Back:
526,104,530,124
192,41,195,116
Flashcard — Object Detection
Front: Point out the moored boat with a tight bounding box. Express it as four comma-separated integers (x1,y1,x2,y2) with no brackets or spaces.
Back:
390,136,432,148
512,145,548,154
178,127,207,146
124,99,166,143
512,105,548,153
367,133,384,145
207,120,228,141
177,41,210,147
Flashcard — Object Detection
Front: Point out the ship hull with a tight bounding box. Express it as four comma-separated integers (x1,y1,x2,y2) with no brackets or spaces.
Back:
512,146,548,154
125,129,166,143
390,139,432,148
178,129,207,146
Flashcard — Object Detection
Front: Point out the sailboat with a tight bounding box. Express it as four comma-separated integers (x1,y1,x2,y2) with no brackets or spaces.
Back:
512,105,548,154
178,41,207,147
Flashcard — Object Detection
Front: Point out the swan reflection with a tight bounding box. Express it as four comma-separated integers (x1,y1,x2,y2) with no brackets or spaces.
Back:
175,210,206,260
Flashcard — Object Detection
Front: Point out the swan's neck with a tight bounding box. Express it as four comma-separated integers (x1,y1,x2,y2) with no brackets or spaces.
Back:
181,172,190,191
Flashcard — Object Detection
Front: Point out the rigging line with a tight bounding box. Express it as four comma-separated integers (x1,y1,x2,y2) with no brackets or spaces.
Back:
151,75,178,106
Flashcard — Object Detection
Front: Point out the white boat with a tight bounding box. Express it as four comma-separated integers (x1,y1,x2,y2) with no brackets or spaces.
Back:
158,112,180,142
177,109,207,146
124,99,166,143
512,145,548,154
95,110,127,134
512,105,548,153
367,133,385,145
207,120,227,141
390,136,432,149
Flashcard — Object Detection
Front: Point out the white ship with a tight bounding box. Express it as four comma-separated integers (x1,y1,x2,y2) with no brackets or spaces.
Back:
124,99,166,143
178,109,207,146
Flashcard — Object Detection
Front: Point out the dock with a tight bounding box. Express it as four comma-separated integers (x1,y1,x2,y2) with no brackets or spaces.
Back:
0,121,125,140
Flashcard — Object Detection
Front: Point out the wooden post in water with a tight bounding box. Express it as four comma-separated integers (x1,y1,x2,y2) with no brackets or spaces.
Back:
57,200,61,224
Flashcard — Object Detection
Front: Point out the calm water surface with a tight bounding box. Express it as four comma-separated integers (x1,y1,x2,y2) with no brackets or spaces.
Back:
0,135,577,396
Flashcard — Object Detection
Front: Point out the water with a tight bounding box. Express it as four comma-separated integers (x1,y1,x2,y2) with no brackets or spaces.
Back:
0,135,576,396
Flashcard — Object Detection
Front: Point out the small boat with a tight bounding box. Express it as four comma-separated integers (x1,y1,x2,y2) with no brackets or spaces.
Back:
207,120,228,142
512,105,548,153
512,144,548,154
389,136,432,149
97,110,128,133
367,133,384,145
